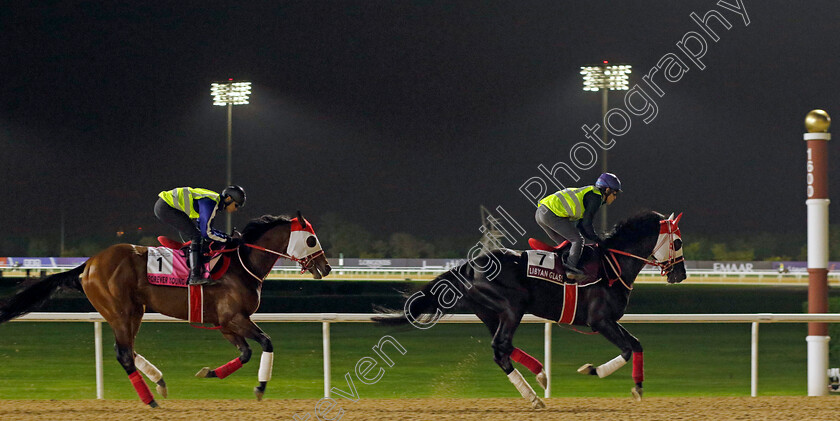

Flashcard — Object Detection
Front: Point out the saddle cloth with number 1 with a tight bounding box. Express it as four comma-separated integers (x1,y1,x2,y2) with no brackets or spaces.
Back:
145,246,208,324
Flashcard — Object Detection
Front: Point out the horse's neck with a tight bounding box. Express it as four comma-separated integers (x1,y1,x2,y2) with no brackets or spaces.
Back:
244,229,290,278
612,233,659,286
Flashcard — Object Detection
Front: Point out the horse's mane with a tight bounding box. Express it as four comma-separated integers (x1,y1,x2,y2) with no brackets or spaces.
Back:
240,214,294,243
603,210,665,248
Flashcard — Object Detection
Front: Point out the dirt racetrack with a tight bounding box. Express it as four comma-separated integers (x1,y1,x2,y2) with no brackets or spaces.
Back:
1,397,839,420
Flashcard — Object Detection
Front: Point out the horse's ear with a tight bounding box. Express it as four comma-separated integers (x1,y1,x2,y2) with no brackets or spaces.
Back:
296,210,308,230
667,212,674,220
674,212,683,225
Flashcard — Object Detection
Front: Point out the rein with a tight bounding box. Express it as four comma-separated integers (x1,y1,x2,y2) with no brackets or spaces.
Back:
235,244,325,282
608,248,684,276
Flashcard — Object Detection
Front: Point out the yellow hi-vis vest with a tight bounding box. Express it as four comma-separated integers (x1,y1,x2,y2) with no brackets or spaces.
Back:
538,186,602,220
158,187,220,219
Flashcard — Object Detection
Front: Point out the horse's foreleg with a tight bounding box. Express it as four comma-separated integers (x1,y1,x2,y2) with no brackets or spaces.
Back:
195,331,250,379
578,320,643,401
206,317,274,400
617,324,644,401
244,324,273,401
134,353,167,398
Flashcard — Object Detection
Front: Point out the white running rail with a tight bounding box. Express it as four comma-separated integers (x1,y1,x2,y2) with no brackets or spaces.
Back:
11,312,840,399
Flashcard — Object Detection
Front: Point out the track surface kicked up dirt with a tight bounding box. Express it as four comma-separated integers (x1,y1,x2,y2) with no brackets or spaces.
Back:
1,397,839,420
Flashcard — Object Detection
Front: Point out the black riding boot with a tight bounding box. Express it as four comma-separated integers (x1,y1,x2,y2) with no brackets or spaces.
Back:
188,241,211,286
564,245,585,282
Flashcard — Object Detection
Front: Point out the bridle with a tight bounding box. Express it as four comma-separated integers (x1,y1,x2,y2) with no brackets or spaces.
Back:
236,243,325,282
602,217,684,289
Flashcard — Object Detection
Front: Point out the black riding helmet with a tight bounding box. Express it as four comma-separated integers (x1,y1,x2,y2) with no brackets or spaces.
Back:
222,185,246,208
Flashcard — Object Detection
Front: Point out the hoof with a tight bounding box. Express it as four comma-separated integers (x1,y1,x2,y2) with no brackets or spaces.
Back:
536,370,548,390
577,364,596,376
631,386,643,401
195,367,211,378
254,386,264,401
156,380,168,399
148,400,159,408
531,397,546,409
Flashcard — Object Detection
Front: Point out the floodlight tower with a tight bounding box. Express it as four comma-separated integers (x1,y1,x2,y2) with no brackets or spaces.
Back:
580,62,631,231
211,79,252,232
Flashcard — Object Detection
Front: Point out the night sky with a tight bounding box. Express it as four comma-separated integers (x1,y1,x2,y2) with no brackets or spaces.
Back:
2,1,839,250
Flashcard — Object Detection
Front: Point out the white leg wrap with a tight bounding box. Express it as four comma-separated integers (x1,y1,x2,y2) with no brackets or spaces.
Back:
134,354,163,383
596,355,627,378
258,352,274,382
507,369,537,402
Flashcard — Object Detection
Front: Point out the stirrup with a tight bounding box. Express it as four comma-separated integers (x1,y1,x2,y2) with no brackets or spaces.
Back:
564,265,585,281
188,276,214,286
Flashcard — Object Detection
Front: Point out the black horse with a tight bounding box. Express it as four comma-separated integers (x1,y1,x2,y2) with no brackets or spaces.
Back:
374,210,686,408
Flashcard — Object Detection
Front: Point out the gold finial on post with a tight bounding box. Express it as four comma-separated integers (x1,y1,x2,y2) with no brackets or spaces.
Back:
805,109,831,133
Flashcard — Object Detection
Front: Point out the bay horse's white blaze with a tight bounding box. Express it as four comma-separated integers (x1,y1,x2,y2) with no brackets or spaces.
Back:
507,369,545,409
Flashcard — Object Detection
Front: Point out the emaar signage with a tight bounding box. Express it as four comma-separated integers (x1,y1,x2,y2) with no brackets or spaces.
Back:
713,262,754,272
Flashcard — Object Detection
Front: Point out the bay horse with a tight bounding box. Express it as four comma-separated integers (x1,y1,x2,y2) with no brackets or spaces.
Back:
374,211,686,408
0,212,331,407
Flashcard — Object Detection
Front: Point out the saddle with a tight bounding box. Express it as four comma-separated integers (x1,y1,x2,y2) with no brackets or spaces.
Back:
152,236,232,284
527,238,602,286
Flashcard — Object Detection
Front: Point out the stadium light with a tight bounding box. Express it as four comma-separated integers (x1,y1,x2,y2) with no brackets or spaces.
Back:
211,79,252,232
580,62,631,230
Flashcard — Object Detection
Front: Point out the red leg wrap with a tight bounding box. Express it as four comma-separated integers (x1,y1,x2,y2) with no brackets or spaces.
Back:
214,357,244,379
128,371,154,404
632,352,644,383
510,348,543,374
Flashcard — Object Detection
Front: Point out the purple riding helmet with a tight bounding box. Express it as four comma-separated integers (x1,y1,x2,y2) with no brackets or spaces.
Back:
595,173,622,191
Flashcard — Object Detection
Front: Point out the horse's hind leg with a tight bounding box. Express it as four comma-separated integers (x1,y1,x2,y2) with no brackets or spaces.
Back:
473,295,544,409
134,352,167,398
476,309,547,390
511,348,547,389
112,317,159,407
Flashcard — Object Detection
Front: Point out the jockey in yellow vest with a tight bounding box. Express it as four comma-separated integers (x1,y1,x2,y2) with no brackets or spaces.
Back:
154,185,246,285
535,173,621,281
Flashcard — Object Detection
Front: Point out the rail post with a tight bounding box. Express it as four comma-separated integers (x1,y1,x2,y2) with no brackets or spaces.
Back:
750,322,758,397
94,321,104,399
544,322,552,398
323,321,331,398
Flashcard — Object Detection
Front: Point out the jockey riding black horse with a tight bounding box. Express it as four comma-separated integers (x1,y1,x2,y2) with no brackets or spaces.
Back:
374,210,686,408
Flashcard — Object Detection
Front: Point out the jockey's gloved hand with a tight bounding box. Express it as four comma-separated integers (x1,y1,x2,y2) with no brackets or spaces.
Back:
226,236,243,248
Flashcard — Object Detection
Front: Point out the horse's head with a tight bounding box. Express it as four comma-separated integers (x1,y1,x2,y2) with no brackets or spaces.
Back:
241,213,332,280
654,213,686,284
287,211,332,279
605,211,686,285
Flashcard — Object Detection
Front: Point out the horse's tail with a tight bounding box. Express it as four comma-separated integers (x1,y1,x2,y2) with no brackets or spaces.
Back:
0,264,85,324
372,268,470,327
